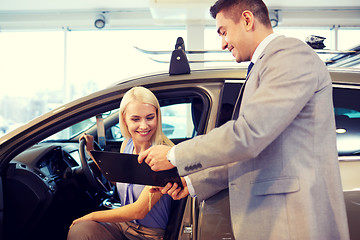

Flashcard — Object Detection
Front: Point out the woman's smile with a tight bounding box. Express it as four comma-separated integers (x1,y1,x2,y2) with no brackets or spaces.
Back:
124,100,158,147
137,130,151,136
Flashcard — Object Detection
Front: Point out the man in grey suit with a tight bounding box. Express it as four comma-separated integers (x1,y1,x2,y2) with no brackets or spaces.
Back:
139,0,350,239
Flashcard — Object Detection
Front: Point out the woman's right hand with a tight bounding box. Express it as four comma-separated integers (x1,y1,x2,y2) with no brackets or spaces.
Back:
157,177,189,200
79,133,95,152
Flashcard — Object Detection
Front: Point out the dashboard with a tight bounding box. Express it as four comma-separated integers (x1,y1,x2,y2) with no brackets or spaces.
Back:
10,143,79,184
3,142,92,240
37,146,78,177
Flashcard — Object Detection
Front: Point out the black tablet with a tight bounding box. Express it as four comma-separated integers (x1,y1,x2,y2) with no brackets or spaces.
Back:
90,150,183,188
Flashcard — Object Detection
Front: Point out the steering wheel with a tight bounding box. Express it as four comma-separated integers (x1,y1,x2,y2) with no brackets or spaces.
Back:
78,138,114,198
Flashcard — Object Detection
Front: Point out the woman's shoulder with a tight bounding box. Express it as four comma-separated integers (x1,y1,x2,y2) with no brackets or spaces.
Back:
160,135,174,147
121,138,134,153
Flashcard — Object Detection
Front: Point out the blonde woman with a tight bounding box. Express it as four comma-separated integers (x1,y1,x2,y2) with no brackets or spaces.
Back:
68,86,174,240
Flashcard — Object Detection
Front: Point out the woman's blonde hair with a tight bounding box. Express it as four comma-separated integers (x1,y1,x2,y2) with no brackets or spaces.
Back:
119,86,174,147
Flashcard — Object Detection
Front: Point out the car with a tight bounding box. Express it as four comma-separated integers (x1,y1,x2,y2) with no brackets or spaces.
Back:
0,42,360,240
0,117,9,136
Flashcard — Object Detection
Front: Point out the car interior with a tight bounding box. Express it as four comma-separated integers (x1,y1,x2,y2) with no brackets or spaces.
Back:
333,87,360,156
2,87,213,240
333,86,360,238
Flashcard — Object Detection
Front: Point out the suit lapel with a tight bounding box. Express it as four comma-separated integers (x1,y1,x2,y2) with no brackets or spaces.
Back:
232,65,253,119
231,37,282,120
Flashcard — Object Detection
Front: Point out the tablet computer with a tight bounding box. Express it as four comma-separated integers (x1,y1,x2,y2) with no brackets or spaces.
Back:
90,150,183,188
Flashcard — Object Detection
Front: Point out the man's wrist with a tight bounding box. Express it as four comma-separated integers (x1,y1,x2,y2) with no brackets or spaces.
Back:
184,176,197,198
166,146,177,167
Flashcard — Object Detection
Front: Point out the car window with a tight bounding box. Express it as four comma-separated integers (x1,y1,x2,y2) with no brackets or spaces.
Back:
41,89,208,145
44,111,114,141
161,103,194,138
107,103,194,141
333,87,360,156
216,80,243,127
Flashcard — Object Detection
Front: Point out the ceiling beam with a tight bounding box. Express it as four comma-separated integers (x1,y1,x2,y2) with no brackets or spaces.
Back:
0,6,359,30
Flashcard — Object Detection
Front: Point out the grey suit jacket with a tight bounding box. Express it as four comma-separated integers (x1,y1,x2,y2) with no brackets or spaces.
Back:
177,36,349,240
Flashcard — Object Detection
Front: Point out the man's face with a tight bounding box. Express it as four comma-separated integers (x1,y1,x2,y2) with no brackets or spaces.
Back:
216,10,251,63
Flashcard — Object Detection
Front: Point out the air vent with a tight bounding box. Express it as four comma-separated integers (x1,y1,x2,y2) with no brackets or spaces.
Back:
33,169,46,179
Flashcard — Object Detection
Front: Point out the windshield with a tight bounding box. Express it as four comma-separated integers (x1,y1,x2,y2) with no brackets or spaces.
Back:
43,111,115,141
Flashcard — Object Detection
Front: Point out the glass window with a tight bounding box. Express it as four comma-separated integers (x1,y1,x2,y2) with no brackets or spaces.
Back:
333,87,360,156
46,117,96,141
2,26,358,140
204,26,335,67
338,28,360,50
161,103,194,139
0,31,64,136
107,102,194,141
66,29,186,98
42,100,197,143
0,29,186,138
216,81,243,127
45,111,115,141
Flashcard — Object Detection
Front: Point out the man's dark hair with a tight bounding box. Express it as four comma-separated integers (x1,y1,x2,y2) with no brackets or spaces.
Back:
210,0,272,28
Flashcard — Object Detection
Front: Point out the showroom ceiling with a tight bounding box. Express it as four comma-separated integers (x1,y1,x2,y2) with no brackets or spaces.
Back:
0,0,359,30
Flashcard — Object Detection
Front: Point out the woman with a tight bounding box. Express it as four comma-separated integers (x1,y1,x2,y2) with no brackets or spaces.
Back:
68,86,174,240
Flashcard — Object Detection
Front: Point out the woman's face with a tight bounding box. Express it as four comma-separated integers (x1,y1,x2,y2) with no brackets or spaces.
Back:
124,100,158,145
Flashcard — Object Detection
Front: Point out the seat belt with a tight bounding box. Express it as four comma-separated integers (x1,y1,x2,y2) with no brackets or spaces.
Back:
96,114,106,150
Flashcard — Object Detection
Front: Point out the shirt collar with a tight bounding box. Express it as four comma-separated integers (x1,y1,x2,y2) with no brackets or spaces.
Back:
251,33,279,64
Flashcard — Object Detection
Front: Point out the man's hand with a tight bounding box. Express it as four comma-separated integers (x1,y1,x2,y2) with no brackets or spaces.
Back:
161,177,189,200
138,145,174,171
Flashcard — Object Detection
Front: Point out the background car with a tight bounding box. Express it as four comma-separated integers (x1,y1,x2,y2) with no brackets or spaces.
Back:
0,50,360,239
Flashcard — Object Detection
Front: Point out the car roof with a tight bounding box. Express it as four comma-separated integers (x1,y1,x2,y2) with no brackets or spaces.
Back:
1,66,359,150
108,67,360,89
107,67,248,88
328,67,360,85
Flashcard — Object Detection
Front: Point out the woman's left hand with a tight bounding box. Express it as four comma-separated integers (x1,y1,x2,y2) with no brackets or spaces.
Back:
79,133,95,152
161,177,189,200
149,186,163,193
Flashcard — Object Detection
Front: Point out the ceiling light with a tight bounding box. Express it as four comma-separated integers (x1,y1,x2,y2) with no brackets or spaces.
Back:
94,14,106,29
336,128,347,134
269,10,281,28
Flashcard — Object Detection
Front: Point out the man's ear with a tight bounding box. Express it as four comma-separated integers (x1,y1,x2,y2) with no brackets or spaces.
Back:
242,10,254,31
